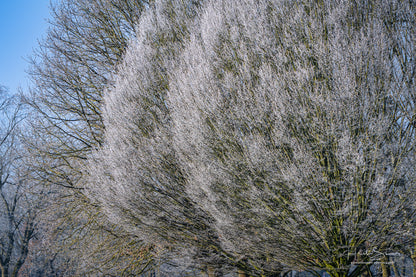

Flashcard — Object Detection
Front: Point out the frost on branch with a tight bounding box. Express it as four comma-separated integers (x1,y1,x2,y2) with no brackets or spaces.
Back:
88,0,230,274
89,0,416,275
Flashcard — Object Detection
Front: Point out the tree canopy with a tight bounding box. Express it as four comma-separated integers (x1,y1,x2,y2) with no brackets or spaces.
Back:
15,0,416,276
89,0,416,276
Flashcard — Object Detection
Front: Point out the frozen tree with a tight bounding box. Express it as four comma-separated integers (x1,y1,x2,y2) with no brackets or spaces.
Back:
90,0,416,276
88,1,237,276
23,0,158,275
169,0,416,276
26,0,149,190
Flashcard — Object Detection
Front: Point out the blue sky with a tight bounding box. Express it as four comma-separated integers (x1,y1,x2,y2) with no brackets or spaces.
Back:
0,1,54,95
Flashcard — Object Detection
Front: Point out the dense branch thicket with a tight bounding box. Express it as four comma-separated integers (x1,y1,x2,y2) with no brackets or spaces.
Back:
0,88,42,277
23,0,159,275
89,0,416,276
26,0,148,189
89,0,237,275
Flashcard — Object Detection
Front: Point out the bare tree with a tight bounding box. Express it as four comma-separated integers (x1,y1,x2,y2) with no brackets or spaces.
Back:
26,0,150,190
0,87,39,277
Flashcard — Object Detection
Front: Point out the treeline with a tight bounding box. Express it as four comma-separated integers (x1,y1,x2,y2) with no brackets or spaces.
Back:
0,0,415,276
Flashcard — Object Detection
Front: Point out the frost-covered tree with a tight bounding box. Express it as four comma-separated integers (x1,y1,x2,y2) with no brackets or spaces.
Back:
23,0,158,275
90,0,416,276
26,0,149,191
88,1,237,275
170,0,416,276
171,0,416,275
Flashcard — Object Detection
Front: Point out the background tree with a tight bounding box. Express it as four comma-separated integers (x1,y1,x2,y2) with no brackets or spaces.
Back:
26,0,149,190
0,87,41,277
23,0,159,275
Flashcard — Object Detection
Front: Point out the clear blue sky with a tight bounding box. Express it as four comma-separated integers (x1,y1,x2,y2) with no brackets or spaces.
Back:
0,1,54,95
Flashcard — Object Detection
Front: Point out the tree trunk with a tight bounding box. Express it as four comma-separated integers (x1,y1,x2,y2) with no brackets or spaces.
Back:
0,264,8,277
206,266,222,277
237,269,248,277
413,237,416,277
413,253,416,277
381,256,390,277
206,266,214,277
392,261,400,277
